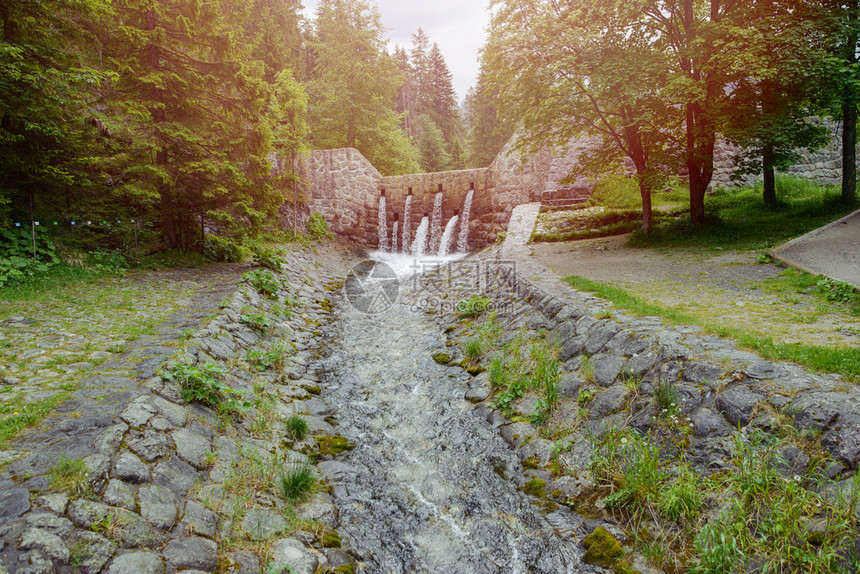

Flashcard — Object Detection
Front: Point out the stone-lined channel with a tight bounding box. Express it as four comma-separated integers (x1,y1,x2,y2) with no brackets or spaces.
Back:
310,282,586,573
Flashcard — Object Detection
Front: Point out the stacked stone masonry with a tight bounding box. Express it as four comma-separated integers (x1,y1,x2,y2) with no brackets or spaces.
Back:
296,120,858,248
0,248,358,574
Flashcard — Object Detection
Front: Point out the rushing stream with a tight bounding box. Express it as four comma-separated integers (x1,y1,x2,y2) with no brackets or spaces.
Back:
310,270,586,573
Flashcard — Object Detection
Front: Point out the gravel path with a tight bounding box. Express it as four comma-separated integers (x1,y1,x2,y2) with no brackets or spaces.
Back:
527,233,859,348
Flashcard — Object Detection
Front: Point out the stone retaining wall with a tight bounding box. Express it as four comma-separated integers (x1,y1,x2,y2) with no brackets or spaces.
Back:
0,247,359,574
712,120,856,189
481,254,860,474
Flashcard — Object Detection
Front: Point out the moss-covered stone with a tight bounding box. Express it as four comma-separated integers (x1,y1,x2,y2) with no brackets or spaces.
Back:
302,384,322,395
315,435,355,456
465,364,486,376
582,526,625,569
432,352,452,365
320,529,342,548
521,455,540,470
522,478,547,498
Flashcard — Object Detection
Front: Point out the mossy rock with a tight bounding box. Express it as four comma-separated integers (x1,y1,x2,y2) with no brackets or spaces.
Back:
432,352,452,365
320,529,342,548
302,384,322,395
522,478,547,498
444,325,457,334
582,526,625,569
465,364,486,376
315,435,355,456
521,455,540,470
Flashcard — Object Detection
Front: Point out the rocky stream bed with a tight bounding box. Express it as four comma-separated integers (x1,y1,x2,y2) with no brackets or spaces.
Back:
0,231,858,573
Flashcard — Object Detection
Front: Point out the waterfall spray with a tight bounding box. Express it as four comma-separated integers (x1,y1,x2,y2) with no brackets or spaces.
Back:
402,190,412,253
377,192,388,252
439,213,459,257
390,220,399,253
412,215,429,257
457,187,474,253
429,188,443,253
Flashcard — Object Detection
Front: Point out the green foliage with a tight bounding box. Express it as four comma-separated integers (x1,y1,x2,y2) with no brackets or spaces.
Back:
164,362,249,414
243,268,281,298
589,175,641,210
306,213,332,241
246,341,294,372
307,0,420,176
252,248,286,272
462,337,486,365
106,0,308,248
203,236,252,263
456,295,492,319
0,0,114,224
279,462,316,501
653,381,678,418
416,115,452,173
465,62,514,168
0,392,71,445
591,428,703,524
0,227,60,287
240,310,274,333
284,415,309,441
629,175,848,251
814,277,860,313
689,433,859,573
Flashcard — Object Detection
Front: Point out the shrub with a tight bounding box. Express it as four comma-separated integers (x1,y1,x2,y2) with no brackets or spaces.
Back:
241,310,273,333
252,247,286,271
306,213,332,240
202,235,251,262
0,227,59,287
243,268,281,298
164,362,250,414
246,341,294,372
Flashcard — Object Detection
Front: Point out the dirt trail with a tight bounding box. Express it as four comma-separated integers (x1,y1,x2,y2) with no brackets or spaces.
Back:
529,234,860,348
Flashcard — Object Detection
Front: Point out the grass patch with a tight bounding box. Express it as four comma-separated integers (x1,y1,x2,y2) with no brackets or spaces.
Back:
456,295,492,319
0,391,72,445
48,457,92,498
629,175,851,251
279,462,316,501
246,341,295,372
564,275,860,382
284,415,309,441
589,427,860,572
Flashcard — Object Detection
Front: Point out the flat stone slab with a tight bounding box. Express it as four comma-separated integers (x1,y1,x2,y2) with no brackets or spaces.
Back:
772,208,860,287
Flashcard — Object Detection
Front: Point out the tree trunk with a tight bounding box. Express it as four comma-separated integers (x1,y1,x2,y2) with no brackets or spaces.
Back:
844,0,859,206
763,143,776,206
843,102,857,206
639,180,653,234
686,101,716,224
146,8,178,249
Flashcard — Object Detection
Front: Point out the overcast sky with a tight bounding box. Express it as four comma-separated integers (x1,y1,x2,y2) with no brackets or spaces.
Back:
301,0,492,102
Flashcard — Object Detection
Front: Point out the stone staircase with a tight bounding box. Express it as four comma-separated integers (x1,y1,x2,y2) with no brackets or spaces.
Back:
540,186,591,208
